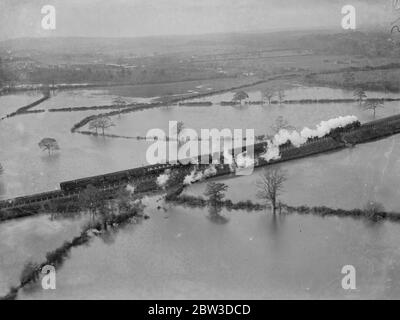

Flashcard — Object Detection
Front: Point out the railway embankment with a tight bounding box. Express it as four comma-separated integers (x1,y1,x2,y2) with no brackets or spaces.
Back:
2,114,400,222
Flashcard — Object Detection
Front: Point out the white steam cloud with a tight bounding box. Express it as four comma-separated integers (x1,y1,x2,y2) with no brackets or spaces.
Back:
183,165,218,185
262,115,358,162
183,169,204,185
157,172,170,188
203,165,217,178
126,184,135,194
235,151,255,169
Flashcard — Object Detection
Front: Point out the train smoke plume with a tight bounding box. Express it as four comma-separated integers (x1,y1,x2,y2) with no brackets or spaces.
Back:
157,172,170,188
126,184,135,194
262,115,358,161
183,165,218,185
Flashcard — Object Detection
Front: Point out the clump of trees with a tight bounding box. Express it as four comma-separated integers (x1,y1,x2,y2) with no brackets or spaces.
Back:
164,169,189,200
88,116,115,135
232,91,249,104
38,138,60,156
78,183,144,229
263,89,275,104
256,167,287,214
78,184,109,221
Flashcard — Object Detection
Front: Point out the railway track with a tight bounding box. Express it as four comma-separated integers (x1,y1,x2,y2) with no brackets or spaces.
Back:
2,114,400,213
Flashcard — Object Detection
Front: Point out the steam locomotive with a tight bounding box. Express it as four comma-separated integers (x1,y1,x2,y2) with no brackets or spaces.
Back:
59,142,267,193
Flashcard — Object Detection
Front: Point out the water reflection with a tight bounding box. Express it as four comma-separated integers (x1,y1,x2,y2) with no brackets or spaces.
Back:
98,229,117,245
0,180,6,197
0,214,87,296
207,206,229,225
15,203,400,300
40,152,61,163
266,211,286,236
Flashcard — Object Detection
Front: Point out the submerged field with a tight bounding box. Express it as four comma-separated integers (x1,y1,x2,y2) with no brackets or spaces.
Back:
2,79,400,299
15,200,400,300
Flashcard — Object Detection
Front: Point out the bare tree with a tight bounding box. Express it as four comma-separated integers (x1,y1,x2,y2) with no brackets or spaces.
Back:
256,167,287,214
176,121,185,136
174,121,186,146
89,116,115,135
113,96,127,117
364,100,384,118
353,88,367,105
271,116,295,134
277,89,285,104
263,89,275,104
38,138,60,156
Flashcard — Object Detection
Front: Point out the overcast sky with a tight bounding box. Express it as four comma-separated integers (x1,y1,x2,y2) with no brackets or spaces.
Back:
0,0,395,40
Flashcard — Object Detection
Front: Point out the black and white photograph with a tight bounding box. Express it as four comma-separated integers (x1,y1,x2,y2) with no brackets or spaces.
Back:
1,0,400,304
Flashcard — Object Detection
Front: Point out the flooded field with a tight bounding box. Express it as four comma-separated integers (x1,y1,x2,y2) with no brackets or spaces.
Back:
0,92,41,118
17,201,400,300
2,84,400,299
2,85,399,199
0,109,153,198
100,77,260,100
0,214,87,296
185,86,400,104
1,85,394,199
186,135,400,212
37,89,155,110
106,101,400,138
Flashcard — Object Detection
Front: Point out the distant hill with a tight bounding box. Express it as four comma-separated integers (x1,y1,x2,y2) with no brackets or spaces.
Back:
0,30,331,59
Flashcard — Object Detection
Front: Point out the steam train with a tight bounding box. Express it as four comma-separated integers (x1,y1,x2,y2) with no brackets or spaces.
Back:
59,142,267,193
60,163,181,192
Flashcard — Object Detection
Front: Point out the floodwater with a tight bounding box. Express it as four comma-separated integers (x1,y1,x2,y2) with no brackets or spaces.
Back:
185,86,400,103
187,135,400,212
1,86,400,199
0,110,152,198
0,214,87,296
37,89,155,110
107,101,400,138
2,85,400,299
0,92,40,118
18,201,400,299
